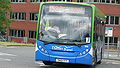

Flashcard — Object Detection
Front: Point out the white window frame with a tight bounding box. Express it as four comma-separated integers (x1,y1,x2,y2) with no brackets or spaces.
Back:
10,12,26,21
30,13,38,21
52,0,72,2
9,29,25,37
29,31,36,39
86,0,120,4
30,0,48,3
105,36,118,46
106,16,120,25
11,0,26,3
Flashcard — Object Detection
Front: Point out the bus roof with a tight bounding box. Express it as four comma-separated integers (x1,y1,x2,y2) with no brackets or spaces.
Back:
40,2,96,8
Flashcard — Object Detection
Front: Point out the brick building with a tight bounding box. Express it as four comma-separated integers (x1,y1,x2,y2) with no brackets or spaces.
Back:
8,0,120,45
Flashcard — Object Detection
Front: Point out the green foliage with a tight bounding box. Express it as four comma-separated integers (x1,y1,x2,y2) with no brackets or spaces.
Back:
0,0,11,34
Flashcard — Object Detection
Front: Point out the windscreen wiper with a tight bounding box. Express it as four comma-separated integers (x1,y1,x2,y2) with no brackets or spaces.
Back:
40,40,56,45
58,39,82,42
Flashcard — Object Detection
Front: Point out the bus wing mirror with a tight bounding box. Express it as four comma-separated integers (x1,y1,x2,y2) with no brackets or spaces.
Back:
101,21,105,25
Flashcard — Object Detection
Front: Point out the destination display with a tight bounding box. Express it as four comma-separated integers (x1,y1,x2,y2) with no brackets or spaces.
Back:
49,5,85,14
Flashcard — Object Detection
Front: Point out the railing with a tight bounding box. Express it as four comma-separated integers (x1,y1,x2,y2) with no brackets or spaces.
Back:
0,36,6,42
103,43,120,60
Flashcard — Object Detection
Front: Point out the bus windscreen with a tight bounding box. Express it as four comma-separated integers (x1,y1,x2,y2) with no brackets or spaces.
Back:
39,3,92,44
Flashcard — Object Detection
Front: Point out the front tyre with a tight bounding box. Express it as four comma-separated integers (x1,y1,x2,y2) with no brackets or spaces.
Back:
43,61,53,65
90,50,97,68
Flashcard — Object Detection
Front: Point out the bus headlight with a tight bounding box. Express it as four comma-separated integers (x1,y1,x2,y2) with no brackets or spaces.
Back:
41,48,44,51
79,49,89,55
83,51,86,54
41,48,47,53
79,51,86,55
38,45,47,53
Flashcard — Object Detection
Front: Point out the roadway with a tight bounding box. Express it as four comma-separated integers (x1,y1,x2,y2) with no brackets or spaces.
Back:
0,47,120,68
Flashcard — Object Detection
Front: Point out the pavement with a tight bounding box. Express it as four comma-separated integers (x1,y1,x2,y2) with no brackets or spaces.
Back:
0,42,35,47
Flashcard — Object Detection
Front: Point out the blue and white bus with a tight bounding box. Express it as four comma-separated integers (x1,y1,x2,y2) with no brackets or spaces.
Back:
35,2,106,66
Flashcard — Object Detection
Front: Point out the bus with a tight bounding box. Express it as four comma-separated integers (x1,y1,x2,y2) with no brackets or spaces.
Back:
35,2,106,66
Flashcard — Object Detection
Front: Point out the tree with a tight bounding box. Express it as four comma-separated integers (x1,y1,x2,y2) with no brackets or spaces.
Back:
0,0,11,35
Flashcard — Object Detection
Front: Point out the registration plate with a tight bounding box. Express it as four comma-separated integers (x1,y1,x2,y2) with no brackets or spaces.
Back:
56,59,69,63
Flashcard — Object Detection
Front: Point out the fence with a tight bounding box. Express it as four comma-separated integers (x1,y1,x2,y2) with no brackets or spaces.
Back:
7,36,36,43
0,35,6,42
103,43,120,60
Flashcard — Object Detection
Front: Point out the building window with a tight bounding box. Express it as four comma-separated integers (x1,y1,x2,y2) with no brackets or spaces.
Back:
106,16,119,25
106,0,110,3
9,29,25,37
29,31,36,39
30,0,48,2
110,16,114,24
11,0,26,3
52,0,62,1
76,0,120,4
94,0,98,2
66,0,72,2
52,0,72,1
105,37,118,46
116,0,120,4
30,13,38,21
10,12,26,21
115,16,119,24
101,0,105,2
77,0,83,2
111,0,115,3
77,0,94,2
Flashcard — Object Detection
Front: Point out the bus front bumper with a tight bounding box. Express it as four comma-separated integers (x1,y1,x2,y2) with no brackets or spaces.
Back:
35,50,92,65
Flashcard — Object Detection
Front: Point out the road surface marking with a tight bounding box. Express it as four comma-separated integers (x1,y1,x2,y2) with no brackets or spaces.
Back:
0,58,11,61
0,52,17,56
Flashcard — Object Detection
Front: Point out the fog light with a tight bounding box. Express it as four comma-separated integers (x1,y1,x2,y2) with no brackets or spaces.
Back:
80,53,82,55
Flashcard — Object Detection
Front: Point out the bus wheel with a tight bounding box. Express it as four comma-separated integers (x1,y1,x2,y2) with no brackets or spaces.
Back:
43,61,53,65
91,51,97,68
93,56,97,68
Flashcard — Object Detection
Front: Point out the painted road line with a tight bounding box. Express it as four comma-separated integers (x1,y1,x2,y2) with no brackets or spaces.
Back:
0,58,11,61
0,52,17,56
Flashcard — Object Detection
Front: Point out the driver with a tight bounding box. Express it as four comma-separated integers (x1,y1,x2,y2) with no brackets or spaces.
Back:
46,24,60,38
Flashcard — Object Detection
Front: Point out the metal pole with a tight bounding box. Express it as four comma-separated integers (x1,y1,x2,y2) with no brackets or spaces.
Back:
107,37,109,58
118,41,120,57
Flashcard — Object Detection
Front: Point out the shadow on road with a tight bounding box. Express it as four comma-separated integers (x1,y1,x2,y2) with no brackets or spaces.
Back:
39,63,93,68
